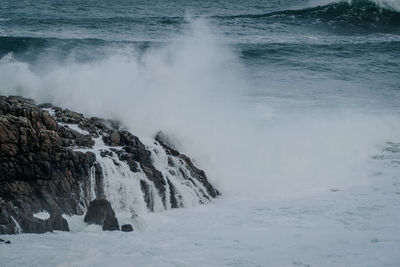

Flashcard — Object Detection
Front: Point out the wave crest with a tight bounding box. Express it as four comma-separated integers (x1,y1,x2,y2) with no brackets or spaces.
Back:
221,0,400,29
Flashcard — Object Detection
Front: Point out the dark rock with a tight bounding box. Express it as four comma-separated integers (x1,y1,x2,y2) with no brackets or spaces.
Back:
109,132,121,146
0,95,219,234
0,96,101,234
84,199,119,231
140,180,153,211
156,132,220,198
167,179,182,208
19,216,49,234
75,134,94,148
100,150,113,158
5,240,11,244
121,224,133,232
47,210,69,231
0,238,4,242
103,214,119,231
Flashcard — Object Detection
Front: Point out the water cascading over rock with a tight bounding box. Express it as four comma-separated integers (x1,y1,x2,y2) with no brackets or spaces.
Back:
0,96,219,234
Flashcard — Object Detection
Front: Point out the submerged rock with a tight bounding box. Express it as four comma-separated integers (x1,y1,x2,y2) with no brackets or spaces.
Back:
0,238,11,244
0,95,219,234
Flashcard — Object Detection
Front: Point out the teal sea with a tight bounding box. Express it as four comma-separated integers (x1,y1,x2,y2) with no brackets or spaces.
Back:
1,1,400,266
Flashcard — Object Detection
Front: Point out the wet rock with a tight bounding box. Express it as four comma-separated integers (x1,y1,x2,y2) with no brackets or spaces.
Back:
121,224,133,232
84,199,119,231
0,95,219,234
167,179,181,208
103,214,119,231
140,180,153,211
155,131,220,198
47,210,69,231
0,96,100,234
100,150,113,158
5,240,11,244
19,216,50,234
109,132,121,146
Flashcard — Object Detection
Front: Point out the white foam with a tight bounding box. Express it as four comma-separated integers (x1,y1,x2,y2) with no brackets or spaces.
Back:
33,211,50,220
90,165,96,200
10,216,22,234
59,123,90,135
3,163,400,267
309,0,400,12
149,141,214,208
95,143,151,214
62,214,102,233
362,0,400,11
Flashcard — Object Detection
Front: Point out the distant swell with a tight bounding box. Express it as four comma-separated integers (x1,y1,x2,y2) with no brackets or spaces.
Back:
217,0,400,28
0,36,157,62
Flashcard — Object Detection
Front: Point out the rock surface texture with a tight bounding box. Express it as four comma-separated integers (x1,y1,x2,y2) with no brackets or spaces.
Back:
84,199,119,231
0,96,219,234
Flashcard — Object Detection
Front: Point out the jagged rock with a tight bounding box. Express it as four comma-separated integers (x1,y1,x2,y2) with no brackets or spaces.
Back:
84,199,119,231
0,95,219,234
121,224,133,232
155,131,220,198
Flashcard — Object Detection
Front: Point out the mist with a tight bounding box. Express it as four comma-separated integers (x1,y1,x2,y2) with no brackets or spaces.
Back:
1,18,399,199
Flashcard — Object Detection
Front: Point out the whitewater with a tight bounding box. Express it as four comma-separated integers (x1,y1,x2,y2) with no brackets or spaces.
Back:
1,0,400,266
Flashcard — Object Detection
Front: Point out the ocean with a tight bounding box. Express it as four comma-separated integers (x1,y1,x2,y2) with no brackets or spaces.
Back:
1,0,400,266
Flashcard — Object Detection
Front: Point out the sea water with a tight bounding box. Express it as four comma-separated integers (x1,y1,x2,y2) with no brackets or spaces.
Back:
0,0,400,266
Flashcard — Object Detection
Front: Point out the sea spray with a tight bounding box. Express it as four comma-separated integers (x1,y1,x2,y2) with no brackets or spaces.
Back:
0,19,399,199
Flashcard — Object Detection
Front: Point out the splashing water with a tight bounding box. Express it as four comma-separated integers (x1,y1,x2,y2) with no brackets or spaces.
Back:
0,1,400,265
0,19,399,199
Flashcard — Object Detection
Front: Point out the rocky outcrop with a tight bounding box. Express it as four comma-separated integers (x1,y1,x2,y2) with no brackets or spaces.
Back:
155,131,220,200
0,96,97,234
84,199,119,231
0,95,220,235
